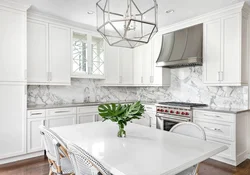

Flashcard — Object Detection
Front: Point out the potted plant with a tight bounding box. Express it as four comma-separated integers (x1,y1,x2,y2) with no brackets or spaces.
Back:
98,101,145,137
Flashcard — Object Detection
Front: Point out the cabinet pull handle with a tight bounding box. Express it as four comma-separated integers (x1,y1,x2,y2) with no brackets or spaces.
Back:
55,111,70,113
31,113,43,115
204,114,221,118
204,126,222,132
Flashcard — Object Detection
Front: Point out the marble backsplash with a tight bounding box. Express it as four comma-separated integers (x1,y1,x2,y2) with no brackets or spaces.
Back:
28,67,248,109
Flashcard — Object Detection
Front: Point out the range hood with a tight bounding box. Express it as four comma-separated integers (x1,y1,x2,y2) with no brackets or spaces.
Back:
156,24,203,68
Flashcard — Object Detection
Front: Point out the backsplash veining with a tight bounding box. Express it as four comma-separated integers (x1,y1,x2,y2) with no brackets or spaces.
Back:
28,67,248,109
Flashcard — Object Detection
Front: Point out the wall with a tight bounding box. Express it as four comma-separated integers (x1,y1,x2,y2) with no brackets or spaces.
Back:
28,67,248,109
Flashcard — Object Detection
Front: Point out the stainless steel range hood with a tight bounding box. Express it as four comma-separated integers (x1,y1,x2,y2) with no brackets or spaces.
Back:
156,24,203,68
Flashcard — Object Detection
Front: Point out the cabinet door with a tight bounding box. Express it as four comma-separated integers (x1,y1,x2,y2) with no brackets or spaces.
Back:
133,46,143,85
133,113,151,127
104,43,120,84
119,48,134,85
0,85,26,159
221,14,241,84
0,8,26,82
203,19,221,84
77,113,96,124
49,25,71,85
27,118,45,153
27,20,49,84
47,115,76,128
141,43,152,85
152,34,171,86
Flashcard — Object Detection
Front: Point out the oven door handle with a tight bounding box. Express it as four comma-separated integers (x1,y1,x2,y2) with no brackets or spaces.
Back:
156,114,189,123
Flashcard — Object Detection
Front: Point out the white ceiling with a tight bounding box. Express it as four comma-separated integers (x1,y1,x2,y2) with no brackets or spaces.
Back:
13,0,249,28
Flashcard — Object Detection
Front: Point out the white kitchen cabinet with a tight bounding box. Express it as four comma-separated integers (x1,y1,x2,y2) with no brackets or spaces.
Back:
203,12,249,86
49,25,71,85
27,20,71,85
27,109,46,153
119,48,134,85
151,34,171,86
104,45,134,86
71,31,105,79
27,20,49,84
133,35,171,86
27,117,45,153
47,115,76,128
46,108,76,128
133,44,152,85
104,44,120,85
77,106,99,124
193,110,248,166
203,19,221,84
133,104,156,128
0,85,27,159
0,6,27,83
77,113,96,124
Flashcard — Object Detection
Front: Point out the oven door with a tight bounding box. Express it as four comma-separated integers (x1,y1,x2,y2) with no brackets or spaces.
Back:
156,114,190,131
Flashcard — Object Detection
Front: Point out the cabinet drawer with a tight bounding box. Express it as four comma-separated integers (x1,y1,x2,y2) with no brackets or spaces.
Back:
144,105,156,112
194,119,235,141
46,108,76,117
208,138,235,160
77,106,98,114
194,110,235,123
27,110,46,118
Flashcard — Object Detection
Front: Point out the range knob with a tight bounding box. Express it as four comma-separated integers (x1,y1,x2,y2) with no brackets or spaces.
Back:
185,112,189,115
157,109,161,112
181,112,185,115
176,111,180,115
170,110,174,114
160,109,164,112
164,109,168,113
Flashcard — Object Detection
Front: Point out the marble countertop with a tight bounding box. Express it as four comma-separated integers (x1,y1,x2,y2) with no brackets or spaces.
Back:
193,106,249,114
27,101,156,110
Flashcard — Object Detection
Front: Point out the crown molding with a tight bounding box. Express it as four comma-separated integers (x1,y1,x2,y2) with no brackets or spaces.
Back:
158,1,248,34
0,0,30,11
28,8,96,32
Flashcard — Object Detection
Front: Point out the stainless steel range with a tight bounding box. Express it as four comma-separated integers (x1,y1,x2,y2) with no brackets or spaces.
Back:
156,102,207,131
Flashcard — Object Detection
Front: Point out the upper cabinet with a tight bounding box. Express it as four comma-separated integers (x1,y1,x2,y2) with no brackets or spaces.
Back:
71,30,105,79
27,20,71,85
103,35,171,87
0,6,27,83
104,44,134,86
133,35,171,86
203,9,249,86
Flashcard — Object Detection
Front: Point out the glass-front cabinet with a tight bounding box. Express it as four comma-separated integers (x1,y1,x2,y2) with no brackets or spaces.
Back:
71,30,105,79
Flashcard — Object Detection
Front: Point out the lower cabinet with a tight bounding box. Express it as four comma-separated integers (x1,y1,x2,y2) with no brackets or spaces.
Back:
133,105,156,128
46,115,76,128
193,110,248,166
77,106,99,124
27,117,45,153
77,113,96,124
0,85,27,160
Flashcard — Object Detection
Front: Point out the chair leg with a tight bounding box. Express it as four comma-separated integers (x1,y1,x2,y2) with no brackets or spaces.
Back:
195,163,200,175
49,169,53,175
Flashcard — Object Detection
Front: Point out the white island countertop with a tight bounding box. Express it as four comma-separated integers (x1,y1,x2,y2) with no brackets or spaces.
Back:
52,122,227,175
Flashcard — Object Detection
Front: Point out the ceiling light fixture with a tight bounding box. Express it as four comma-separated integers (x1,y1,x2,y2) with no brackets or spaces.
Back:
96,0,158,48
165,9,174,14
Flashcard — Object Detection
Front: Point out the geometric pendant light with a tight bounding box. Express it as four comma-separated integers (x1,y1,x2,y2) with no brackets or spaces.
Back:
96,0,158,48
